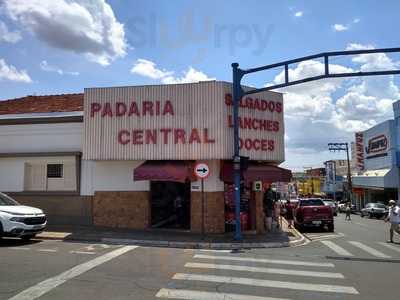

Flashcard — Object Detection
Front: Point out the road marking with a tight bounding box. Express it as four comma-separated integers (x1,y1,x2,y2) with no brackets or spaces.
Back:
173,273,359,294
7,247,30,251
69,251,97,255
185,262,344,278
193,254,335,268
198,249,232,253
321,241,354,256
37,249,57,253
8,245,138,300
156,288,288,300
378,242,400,253
348,241,391,258
84,244,111,251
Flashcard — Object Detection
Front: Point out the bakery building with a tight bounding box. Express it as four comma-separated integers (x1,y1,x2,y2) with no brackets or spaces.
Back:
352,100,400,208
0,81,291,234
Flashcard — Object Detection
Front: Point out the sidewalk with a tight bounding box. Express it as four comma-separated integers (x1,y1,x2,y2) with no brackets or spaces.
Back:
37,219,306,250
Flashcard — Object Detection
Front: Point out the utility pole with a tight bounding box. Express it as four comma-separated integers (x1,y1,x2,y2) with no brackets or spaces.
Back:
328,143,353,205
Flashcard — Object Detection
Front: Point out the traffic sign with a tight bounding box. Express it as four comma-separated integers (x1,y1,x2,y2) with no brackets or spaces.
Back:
194,162,210,179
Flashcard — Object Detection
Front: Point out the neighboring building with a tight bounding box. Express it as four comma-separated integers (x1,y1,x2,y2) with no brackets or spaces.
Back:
0,81,291,234
352,100,400,208
323,160,346,201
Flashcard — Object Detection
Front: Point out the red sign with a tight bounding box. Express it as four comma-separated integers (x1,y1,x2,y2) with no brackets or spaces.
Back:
355,132,364,171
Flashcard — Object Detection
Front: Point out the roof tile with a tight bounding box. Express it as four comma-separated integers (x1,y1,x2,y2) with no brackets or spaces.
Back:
0,94,83,115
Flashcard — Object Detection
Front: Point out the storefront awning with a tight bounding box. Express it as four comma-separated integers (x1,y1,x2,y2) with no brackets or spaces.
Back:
220,162,292,183
134,160,196,182
352,168,398,189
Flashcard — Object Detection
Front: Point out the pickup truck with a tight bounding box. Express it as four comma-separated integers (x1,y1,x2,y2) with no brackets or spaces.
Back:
294,198,334,232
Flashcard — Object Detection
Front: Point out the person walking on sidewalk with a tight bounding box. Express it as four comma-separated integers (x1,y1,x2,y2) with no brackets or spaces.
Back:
385,200,400,243
284,200,294,228
345,202,352,221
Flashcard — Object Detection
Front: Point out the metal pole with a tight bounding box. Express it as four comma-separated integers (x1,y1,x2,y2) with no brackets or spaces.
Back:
201,178,205,236
232,63,243,241
345,143,353,206
333,161,337,202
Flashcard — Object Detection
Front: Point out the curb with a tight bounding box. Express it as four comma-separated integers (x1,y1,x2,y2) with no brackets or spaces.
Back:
281,218,309,247
37,228,308,250
100,238,291,249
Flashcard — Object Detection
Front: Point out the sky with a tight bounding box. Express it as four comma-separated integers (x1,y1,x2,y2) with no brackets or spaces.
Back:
1,0,400,171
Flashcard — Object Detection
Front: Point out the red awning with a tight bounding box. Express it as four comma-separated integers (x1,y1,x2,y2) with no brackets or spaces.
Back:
134,160,196,182
220,161,292,183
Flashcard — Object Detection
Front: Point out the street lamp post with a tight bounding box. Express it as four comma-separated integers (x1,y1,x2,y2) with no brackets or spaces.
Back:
232,47,400,240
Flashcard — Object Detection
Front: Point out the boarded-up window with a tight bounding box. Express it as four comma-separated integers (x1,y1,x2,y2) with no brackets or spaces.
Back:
24,163,46,191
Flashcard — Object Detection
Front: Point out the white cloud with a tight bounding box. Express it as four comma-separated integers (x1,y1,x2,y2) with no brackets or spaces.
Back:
0,21,21,43
131,59,215,84
4,0,127,66
130,59,173,80
353,18,360,23
332,24,348,32
294,11,303,17
0,58,32,82
40,60,79,76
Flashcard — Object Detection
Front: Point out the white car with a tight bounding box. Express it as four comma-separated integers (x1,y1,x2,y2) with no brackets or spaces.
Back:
0,192,47,240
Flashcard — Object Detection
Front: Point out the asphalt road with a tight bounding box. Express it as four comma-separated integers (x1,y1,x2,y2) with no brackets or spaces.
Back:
1,213,399,300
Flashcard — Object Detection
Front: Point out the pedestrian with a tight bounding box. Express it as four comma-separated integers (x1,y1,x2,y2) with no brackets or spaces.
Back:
263,186,274,231
285,199,294,228
385,200,400,243
345,202,351,221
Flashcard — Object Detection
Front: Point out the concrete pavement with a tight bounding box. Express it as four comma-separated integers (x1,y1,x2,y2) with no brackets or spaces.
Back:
1,213,399,300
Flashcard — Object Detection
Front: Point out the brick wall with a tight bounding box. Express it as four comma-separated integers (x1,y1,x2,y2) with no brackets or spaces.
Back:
93,191,150,229
191,191,224,234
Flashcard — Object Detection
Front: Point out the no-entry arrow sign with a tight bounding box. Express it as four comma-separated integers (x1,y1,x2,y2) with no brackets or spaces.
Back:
194,162,210,179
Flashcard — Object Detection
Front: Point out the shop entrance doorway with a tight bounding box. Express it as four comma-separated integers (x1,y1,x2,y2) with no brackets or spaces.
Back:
150,181,191,229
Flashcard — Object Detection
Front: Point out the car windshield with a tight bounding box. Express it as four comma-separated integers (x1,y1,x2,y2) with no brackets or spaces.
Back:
323,201,334,205
370,203,386,208
300,199,325,206
0,193,19,206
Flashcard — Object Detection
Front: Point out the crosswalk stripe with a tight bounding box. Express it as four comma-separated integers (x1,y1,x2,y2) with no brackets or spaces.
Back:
321,241,354,256
348,241,391,258
156,288,288,300
193,254,335,268
173,273,359,294
378,242,400,253
185,262,344,278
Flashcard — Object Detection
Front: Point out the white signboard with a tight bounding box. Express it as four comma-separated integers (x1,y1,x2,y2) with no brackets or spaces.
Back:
83,81,285,162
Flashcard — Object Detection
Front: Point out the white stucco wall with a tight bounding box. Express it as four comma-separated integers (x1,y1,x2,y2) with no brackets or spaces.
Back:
80,160,150,195
0,123,82,153
0,156,77,192
0,158,25,192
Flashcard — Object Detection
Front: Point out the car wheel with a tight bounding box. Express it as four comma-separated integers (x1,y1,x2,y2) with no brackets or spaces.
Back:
21,234,35,241
368,213,372,219
327,224,334,232
360,213,364,217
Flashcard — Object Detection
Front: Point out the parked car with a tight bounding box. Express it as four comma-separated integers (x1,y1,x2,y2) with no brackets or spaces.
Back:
360,202,388,219
0,192,46,240
323,200,338,216
294,198,334,232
